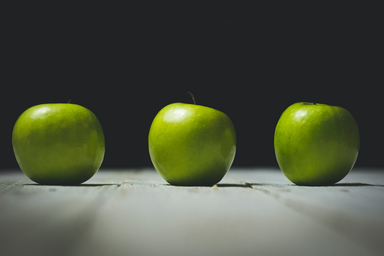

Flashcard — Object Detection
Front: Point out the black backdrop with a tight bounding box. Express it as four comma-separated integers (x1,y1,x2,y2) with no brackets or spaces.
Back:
2,1,382,170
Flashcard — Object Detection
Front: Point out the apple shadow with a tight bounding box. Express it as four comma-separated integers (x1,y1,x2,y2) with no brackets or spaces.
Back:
329,182,384,187
23,182,384,188
217,183,253,188
162,183,254,188
23,183,121,187
250,182,384,187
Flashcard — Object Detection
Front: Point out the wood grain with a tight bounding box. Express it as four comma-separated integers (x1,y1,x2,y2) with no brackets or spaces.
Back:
1,168,383,256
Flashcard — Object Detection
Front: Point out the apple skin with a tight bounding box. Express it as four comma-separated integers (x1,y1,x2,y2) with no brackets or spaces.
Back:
12,103,105,185
274,102,360,186
148,103,236,186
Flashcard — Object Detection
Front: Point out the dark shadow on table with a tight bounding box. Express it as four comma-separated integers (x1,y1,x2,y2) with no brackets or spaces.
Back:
330,182,384,187
23,183,120,187
244,182,384,187
22,182,384,188
217,183,253,188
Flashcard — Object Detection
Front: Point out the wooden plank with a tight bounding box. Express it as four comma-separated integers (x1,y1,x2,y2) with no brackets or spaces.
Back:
231,167,384,255
0,168,382,256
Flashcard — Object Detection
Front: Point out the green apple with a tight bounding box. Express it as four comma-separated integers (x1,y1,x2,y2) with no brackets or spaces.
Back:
274,102,360,186
148,101,236,186
12,103,105,185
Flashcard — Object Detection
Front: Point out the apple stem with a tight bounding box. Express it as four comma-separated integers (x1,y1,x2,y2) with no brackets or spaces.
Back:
313,102,317,105
188,91,196,105
68,99,72,103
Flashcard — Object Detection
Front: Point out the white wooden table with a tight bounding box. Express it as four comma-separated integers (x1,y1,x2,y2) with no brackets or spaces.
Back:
1,167,383,256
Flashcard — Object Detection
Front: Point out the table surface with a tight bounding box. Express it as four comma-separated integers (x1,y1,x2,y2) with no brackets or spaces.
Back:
1,167,384,256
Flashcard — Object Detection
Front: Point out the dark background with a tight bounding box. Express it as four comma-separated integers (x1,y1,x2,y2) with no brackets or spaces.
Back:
2,1,382,171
